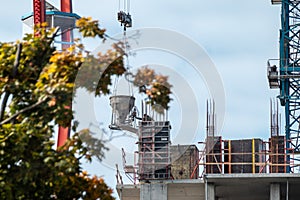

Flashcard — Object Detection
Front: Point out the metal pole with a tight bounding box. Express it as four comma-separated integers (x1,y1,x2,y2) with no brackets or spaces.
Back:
280,0,291,173
60,0,73,49
205,179,208,200
57,0,73,147
252,138,255,174
286,179,289,200
33,0,46,25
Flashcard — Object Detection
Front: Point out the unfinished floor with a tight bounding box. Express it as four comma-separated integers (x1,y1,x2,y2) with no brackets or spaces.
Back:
117,174,300,200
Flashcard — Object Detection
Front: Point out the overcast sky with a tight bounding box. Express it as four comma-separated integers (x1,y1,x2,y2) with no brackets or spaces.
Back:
0,0,282,199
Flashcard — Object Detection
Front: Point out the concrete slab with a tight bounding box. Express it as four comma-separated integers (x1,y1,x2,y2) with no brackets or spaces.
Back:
117,180,205,200
116,174,300,200
205,173,300,200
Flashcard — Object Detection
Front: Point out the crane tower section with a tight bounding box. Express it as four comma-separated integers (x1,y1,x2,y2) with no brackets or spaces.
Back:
22,0,78,147
269,0,300,172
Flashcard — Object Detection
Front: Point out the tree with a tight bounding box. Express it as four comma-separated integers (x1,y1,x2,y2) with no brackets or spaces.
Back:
0,17,171,199
133,66,172,113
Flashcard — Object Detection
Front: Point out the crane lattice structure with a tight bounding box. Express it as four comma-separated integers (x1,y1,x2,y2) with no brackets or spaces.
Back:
269,0,300,172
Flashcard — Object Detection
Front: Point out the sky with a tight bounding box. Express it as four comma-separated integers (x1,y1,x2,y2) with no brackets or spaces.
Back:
0,0,282,199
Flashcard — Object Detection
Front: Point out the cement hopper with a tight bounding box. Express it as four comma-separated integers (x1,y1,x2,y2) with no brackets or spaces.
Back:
109,95,135,129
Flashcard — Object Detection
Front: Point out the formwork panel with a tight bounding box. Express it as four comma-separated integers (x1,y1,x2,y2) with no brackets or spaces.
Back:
224,139,266,173
170,145,199,179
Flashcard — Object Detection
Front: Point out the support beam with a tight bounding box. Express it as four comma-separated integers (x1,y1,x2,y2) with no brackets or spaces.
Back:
61,0,72,12
270,183,280,200
60,0,72,49
57,0,72,147
206,183,215,200
140,183,167,200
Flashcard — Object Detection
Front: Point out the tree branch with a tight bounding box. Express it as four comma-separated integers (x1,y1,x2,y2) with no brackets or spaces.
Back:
0,43,22,121
13,43,22,77
0,92,10,122
0,97,48,126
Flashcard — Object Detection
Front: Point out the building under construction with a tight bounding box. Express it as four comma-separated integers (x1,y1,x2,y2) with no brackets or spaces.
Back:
115,100,300,200
112,101,292,199
114,0,300,199
114,96,300,200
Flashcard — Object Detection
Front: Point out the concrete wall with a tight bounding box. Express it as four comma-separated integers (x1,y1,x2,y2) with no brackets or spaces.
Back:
140,183,167,200
117,174,300,200
168,183,205,200
117,185,140,200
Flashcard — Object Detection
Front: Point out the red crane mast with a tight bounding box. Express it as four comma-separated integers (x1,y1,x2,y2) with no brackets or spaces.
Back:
33,0,45,25
33,0,73,148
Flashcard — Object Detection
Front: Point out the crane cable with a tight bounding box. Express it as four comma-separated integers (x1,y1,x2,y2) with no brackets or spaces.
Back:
115,0,133,96
123,32,133,96
119,0,130,13
127,0,130,14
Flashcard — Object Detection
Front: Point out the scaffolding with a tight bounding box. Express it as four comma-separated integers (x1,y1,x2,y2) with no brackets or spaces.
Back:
205,136,222,174
196,99,295,175
269,136,286,173
117,98,298,188
121,148,138,184
198,137,296,175
138,121,171,180
205,100,222,174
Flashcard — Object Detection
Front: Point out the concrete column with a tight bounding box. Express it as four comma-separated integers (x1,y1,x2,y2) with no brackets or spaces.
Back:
206,183,215,200
270,183,280,200
140,182,167,200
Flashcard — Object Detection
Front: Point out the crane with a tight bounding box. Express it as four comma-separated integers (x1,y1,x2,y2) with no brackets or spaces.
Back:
268,0,300,172
33,0,73,147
